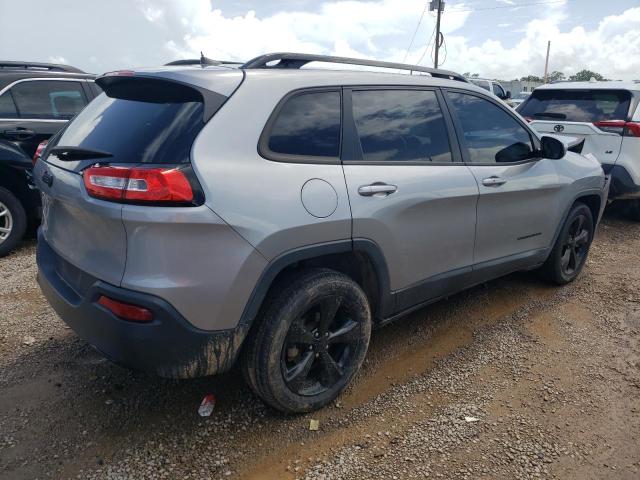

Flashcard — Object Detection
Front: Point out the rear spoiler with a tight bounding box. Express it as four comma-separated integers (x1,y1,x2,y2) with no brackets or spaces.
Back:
96,73,228,122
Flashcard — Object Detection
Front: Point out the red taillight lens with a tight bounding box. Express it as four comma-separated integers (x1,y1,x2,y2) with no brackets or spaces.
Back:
83,166,194,204
524,117,533,123
593,120,640,137
624,121,640,137
594,120,625,135
98,295,153,322
33,140,48,165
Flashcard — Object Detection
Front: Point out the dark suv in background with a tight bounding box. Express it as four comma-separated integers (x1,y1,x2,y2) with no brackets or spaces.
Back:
0,61,99,256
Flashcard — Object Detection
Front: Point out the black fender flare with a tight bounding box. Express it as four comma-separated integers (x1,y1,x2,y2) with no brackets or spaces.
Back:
238,238,393,329
549,188,605,251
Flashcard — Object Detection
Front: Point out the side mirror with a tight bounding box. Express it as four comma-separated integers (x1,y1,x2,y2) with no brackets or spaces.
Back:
541,135,566,160
506,90,512,99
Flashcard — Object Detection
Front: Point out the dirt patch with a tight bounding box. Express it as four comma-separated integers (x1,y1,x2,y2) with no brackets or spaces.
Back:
0,212,639,480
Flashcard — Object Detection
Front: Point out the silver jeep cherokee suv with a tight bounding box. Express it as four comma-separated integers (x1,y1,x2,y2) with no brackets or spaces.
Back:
35,54,608,413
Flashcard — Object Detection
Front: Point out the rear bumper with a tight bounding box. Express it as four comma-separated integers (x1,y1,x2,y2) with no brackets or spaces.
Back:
603,164,640,200
36,229,247,378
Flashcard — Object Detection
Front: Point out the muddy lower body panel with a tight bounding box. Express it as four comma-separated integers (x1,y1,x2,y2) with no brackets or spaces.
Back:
36,229,246,378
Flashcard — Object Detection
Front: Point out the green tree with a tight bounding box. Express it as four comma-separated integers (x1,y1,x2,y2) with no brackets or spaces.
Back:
547,71,565,82
569,70,604,81
520,75,543,82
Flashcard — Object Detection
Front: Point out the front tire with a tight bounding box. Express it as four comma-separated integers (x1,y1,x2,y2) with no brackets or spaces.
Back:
541,202,594,285
0,187,27,257
242,268,372,413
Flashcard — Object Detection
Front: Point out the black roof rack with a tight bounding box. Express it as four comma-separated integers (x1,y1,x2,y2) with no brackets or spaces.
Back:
0,61,84,73
165,52,243,68
241,52,467,82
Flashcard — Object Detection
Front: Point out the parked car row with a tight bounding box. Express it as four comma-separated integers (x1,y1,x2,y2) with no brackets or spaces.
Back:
0,61,101,256
27,53,610,413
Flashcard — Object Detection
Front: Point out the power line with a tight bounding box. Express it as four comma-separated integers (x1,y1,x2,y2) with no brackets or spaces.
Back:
416,22,437,65
402,1,430,64
450,0,569,13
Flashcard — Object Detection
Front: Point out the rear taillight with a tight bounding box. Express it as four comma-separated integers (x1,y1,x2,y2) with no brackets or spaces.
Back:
624,121,640,137
98,295,153,323
83,166,194,204
523,117,533,123
33,140,48,165
594,120,640,137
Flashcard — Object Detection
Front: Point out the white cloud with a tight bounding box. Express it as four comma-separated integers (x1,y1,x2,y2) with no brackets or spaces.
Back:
153,0,470,64
47,56,68,65
443,6,640,79
138,0,639,80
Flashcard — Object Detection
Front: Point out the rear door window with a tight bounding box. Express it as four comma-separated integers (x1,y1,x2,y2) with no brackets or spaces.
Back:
50,79,205,167
447,91,534,164
0,91,18,117
265,90,341,159
519,89,631,122
10,80,87,119
351,89,452,163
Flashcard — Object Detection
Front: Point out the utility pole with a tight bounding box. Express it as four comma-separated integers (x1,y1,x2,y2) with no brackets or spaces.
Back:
543,40,551,83
430,0,445,69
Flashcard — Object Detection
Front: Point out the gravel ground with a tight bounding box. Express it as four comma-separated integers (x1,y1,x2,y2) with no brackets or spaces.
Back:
1,210,639,480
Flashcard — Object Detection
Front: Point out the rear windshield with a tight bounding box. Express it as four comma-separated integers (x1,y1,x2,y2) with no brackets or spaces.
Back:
519,89,631,123
469,79,491,91
53,78,205,164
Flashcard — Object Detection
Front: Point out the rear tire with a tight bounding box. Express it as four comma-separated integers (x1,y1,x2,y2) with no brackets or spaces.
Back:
242,268,372,413
0,187,27,257
540,202,593,285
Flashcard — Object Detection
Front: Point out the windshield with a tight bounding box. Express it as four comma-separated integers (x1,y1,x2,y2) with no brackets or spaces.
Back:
519,89,631,122
469,79,491,91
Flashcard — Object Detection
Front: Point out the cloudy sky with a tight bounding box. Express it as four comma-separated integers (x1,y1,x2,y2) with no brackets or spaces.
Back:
1,0,639,80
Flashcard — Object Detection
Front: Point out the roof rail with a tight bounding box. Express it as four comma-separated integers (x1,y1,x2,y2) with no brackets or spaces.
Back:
241,52,467,82
0,61,84,73
165,52,243,68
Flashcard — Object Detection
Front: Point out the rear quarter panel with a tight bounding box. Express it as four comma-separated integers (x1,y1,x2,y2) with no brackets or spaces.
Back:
120,204,267,331
190,72,352,260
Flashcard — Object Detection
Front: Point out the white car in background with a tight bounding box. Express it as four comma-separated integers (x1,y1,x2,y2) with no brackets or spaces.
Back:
509,91,531,109
518,81,640,219
467,78,512,103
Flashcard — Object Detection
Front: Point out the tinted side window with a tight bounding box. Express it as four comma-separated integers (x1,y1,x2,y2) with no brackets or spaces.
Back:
494,84,505,98
352,89,452,163
267,91,341,158
10,80,87,120
0,91,18,117
448,92,534,164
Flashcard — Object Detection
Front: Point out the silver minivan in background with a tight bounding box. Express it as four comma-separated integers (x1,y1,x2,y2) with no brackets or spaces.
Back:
35,54,608,413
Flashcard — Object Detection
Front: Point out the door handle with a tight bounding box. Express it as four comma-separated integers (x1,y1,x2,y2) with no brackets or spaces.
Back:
482,176,507,187
4,128,36,140
358,183,398,197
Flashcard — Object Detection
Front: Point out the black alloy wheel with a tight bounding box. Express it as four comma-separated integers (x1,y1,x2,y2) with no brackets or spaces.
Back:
242,268,372,413
282,295,360,396
559,213,590,277
541,202,593,285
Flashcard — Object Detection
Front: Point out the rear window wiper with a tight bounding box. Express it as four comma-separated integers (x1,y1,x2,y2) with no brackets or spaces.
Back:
49,146,113,160
533,112,567,120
